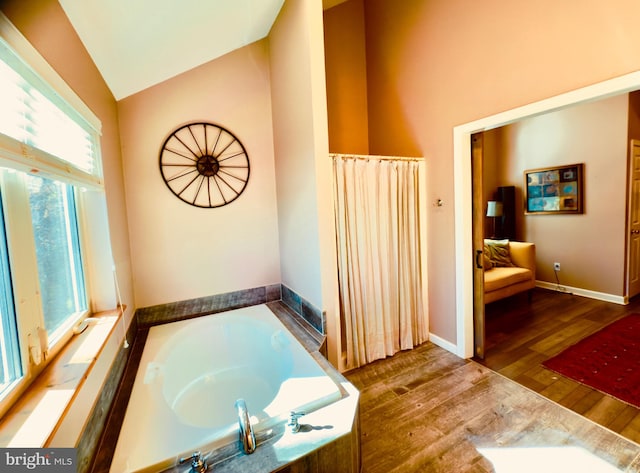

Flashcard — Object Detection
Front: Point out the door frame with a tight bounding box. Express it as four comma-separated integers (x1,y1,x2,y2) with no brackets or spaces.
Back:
453,70,640,358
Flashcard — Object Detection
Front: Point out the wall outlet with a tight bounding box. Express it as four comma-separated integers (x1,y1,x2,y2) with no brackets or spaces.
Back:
554,262,561,271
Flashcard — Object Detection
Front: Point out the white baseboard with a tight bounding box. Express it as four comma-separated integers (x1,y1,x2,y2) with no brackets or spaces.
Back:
535,281,626,305
429,332,460,356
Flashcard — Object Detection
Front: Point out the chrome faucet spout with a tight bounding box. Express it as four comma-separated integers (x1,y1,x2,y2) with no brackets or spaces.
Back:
234,398,256,454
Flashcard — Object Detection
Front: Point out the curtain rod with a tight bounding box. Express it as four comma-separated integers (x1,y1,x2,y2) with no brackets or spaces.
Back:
330,153,423,163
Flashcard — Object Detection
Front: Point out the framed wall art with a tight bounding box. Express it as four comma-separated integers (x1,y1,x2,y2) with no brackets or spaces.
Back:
524,163,584,214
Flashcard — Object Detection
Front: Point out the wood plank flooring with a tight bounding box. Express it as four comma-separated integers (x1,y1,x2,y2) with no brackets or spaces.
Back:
345,291,640,472
479,288,640,443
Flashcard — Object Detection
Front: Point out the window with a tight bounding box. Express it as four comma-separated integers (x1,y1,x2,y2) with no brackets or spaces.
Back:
27,174,87,339
0,24,103,414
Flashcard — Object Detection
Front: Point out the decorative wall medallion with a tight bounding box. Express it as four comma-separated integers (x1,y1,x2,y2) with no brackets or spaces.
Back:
159,122,250,208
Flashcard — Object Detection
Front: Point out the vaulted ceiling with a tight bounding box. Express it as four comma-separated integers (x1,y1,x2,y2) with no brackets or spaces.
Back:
58,0,347,100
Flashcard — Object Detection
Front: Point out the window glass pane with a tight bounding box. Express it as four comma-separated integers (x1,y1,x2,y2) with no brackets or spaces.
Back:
27,174,87,336
0,190,21,395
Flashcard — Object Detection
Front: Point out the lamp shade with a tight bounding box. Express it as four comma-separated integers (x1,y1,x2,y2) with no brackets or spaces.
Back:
487,201,503,217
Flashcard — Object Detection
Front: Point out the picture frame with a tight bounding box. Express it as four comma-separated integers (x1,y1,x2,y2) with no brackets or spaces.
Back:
524,163,584,214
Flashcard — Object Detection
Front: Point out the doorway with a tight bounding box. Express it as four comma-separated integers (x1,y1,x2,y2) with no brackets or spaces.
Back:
454,70,640,358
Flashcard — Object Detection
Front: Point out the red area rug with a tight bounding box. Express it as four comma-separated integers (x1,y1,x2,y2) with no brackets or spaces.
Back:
542,314,640,409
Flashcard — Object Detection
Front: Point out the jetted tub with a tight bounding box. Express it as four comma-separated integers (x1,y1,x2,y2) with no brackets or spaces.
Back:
109,304,343,473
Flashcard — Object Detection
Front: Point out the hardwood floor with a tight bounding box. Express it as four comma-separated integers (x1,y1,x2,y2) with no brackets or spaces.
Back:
346,341,640,472
345,289,640,472
479,288,640,444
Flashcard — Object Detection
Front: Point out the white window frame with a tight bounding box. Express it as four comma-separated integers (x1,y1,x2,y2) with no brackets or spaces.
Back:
0,13,116,419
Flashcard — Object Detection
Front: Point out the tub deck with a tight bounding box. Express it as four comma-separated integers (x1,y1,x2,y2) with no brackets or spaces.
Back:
100,303,359,473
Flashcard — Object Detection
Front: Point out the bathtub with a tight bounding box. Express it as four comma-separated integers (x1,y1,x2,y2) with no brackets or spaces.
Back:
109,304,343,473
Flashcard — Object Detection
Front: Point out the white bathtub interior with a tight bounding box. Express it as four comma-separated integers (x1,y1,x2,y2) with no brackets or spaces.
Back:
109,304,343,473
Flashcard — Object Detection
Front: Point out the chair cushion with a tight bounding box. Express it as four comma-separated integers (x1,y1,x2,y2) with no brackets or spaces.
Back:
484,267,532,293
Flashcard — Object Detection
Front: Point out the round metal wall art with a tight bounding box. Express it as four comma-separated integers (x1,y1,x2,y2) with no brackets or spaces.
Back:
159,122,250,208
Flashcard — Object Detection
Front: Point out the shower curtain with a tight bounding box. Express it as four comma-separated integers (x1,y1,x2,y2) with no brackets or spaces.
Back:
332,154,427,370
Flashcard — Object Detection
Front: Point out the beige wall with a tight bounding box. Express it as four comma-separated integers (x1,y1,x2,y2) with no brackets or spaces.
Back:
270,0,339,365
356,0,640,344
118,40,281,308
487,94,629,296
270,0,322,307
324,0,369,154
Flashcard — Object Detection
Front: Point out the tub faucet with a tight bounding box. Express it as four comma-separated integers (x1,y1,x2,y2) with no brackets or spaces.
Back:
178,451,207,473
234,398,256,454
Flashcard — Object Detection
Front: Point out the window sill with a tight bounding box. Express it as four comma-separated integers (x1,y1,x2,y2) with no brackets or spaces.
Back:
0,308,121,447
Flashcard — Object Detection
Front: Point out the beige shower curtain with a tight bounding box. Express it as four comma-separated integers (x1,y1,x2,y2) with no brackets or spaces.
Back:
332,154,427,370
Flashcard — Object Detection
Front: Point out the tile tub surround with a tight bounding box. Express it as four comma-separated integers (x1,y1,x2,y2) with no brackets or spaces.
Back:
135,283,325,338
136,284,282,327
76,316,138,473
157,304,360,473
90,301,359,473
111,305,344,472
88,328,149,473
281,284,325,335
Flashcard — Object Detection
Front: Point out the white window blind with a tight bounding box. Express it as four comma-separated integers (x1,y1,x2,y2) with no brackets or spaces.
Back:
0,37,102,187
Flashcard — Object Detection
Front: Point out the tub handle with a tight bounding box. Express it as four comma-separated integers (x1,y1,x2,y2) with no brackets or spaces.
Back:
178,451,207,473
287,411,306,433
